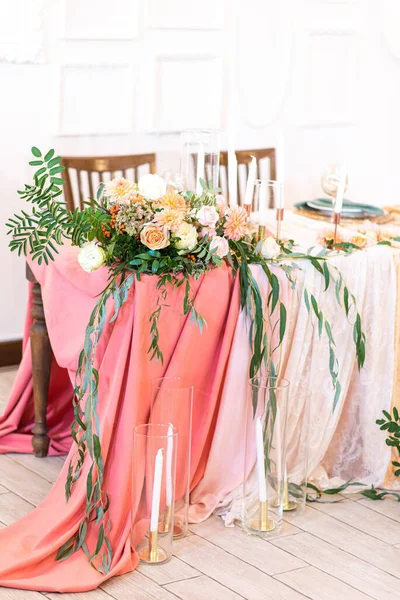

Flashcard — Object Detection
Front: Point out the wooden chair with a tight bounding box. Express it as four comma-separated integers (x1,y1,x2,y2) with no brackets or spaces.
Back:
219,148,276,207
62,153,157,210
28,153,156,456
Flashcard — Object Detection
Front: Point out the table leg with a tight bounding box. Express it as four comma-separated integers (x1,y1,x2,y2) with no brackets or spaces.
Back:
26,265,51,457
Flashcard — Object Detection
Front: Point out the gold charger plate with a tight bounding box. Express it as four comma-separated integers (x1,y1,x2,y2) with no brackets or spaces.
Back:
293,207,394,225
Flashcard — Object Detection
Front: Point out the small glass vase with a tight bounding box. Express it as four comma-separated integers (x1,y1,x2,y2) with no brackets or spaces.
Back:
133,423,178,564
151,377,194,538
243,377,289,537
180,129,220,193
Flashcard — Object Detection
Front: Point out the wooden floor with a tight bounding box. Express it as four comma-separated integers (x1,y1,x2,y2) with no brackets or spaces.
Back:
0,367,400,600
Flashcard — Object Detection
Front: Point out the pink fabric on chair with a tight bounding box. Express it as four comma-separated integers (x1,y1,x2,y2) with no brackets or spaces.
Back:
0,244,241,591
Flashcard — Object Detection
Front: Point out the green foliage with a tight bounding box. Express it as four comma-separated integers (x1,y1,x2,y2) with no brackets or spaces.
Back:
377,408,400,477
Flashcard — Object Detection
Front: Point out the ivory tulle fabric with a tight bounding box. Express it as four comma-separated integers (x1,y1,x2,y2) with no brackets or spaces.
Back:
0,211,398,591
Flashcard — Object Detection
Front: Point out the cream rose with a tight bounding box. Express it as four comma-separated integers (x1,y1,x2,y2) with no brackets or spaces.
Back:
138,174,167,201
210,235,229,258
140,224,170,250
261,236,281,259
78,243,106,273
173,222,198,251
196,205,219,227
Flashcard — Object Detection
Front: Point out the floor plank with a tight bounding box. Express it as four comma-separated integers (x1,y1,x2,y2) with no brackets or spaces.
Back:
357,497,400,523
272,532,400,600
0,455,51,506
311,497,400,544
8,454,65,484
275,565,374,600
288,505,400,577
137,555,200,585
0,492,34,525
46,592,111,600
165,575,245,600
173,534,308,599
101,571,178,600
0,589,44,600
190,516,306,575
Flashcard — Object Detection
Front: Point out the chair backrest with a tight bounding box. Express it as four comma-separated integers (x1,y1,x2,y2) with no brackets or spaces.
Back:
62,153,157,210
219,148,276,207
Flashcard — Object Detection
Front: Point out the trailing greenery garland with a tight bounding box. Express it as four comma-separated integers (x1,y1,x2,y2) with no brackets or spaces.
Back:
7,147,367,572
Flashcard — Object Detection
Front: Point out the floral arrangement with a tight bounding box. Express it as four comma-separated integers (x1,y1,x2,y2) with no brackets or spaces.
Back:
7,147,366,573
316,221,400,251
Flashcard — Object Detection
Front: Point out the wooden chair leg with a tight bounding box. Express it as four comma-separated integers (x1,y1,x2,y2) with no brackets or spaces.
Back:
26,265,51,457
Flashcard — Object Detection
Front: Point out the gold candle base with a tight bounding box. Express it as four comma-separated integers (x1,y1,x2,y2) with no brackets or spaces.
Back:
270,480,297,512
257,225,266,243
138,531,167,564
249,501,276,532
157,505,185,538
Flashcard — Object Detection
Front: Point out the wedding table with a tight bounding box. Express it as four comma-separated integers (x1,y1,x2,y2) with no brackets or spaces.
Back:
0,210,398,592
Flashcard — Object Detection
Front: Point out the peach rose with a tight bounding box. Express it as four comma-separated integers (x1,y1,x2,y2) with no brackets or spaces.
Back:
196,205,219,227
210,235,229,258
349,233,368,248
140,224,170,250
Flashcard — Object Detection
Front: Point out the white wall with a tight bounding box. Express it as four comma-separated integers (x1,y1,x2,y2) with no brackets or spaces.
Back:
0,0,399,341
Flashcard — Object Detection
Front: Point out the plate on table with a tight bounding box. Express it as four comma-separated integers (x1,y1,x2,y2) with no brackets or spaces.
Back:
295,198,385,220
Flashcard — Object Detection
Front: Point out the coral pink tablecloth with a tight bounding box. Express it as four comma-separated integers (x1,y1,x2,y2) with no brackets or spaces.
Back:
0,243,243,591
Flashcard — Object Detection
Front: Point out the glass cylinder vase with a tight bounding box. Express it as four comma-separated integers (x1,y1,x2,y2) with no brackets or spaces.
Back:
151,377,194,538
133,423,178,564
282,390,311,517
243,377,289,537
180,129,220,193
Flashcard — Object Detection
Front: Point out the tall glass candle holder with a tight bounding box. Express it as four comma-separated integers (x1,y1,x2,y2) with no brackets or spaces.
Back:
151,377,194,538
251,180,283,242
280,390,311,517
180,129,220,193
243,377,289,537
133,423,178,564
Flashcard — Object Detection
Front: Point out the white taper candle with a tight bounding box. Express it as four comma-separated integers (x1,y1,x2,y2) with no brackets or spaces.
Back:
166,425,173,507
228,147,238,207
196,143,205,195
244,156,257,205
256,417,267,502
277,135,285,209
150,448,164,532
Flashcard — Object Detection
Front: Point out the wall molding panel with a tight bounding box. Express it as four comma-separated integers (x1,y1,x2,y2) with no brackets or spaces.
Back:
59,65,134,136
148,0,225,30
0,0,46,64
63,0,139,40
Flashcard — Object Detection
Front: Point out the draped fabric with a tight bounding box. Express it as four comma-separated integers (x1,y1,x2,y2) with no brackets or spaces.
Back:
0,211,398,591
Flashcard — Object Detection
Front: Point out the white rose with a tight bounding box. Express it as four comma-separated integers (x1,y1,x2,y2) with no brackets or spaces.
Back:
196,205,219,227
261,236,280,259
138,174,167,201
78,243,106,273
173,222,198,251
210,235,229,258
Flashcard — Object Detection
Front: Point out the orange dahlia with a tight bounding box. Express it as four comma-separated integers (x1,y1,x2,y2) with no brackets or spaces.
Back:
154,208,185,232
224,206,248,241
156,191,187,215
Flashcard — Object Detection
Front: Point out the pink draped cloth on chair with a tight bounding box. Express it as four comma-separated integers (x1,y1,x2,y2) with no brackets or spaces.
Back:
0,244,241,591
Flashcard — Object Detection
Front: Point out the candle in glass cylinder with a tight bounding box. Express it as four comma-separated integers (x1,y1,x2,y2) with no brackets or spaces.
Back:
150,448,164,532
228,147,238,207
196,143,205,195
166,425,173,508
244,156,257,206
256,417,267,502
